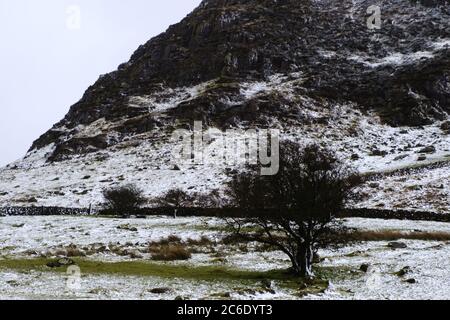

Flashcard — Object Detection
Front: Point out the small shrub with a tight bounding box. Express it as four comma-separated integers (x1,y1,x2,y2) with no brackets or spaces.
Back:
102,184,145,216
147,235,182,247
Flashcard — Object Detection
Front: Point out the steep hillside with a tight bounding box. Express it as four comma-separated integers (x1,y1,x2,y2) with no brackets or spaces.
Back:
0,0,449,213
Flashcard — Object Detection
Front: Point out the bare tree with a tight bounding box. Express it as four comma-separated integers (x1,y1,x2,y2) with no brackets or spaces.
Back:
225,141,361,278
102,184,145,217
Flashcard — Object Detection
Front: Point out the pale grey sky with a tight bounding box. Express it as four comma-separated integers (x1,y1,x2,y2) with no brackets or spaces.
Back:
0,0,201,166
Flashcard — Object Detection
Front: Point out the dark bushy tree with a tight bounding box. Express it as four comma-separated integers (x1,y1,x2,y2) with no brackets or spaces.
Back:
158,189,193,218
159,189,192,207
226,141,361,278
102,184,145,216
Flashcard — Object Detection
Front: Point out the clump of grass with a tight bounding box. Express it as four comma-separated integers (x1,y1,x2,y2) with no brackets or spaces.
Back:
221,233,248,245
186,236,214,246
150,244,192,261
147,235,182,247
144,235,214,259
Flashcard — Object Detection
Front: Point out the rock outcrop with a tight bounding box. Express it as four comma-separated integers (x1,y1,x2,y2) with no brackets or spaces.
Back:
29,0,450,161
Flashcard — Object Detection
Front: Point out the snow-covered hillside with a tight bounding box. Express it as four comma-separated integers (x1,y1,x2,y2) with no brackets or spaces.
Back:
0,0,449,214
0,73,449,212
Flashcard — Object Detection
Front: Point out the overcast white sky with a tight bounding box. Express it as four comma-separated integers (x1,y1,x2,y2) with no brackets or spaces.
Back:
0,0,201,167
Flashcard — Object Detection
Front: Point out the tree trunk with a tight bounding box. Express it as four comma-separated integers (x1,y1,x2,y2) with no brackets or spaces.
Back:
289,256,301,276
297,243,314,278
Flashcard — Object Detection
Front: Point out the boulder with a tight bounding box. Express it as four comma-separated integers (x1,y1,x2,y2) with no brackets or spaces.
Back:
396,266,411,277
370,149,388,157
149,287,172,294
417,155,427,161
393,155,408,161
360,264,370,273
417,146,436,154
388,242,408,249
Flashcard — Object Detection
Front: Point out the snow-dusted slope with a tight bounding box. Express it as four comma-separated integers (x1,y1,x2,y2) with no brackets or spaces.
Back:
0,0,449,213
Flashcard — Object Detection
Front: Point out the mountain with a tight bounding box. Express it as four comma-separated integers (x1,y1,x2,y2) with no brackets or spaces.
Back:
0,0,449,213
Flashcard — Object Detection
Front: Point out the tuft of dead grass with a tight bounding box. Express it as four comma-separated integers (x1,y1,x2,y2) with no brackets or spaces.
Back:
186,236,214,246
348,230,450,242
150,244,192,261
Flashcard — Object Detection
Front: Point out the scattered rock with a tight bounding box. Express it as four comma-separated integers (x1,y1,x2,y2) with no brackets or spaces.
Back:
117,224,138,232
417,146,436,154
370,149,388,157
46,258,75,268
260,279,273,289
350,154,360,161
66,247,86,257
89,288,109,295
6,280,20,287
360,264,370,273
393,155,408,161
368,182,380,189
149,287,172,294
236,288,257,295
440,121,450,132
407,185,422,191
417,155,427,161
24,249,38,256
396,266,411,277
128,250,143,259
25,197,38,203
12,223,25,228
57,258,76,266
405,278,416,284
212,292,231,298
388,242,408,249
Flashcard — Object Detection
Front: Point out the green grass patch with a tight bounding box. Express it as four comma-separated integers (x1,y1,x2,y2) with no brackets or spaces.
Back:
0,258,297,282
0,258,358,296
